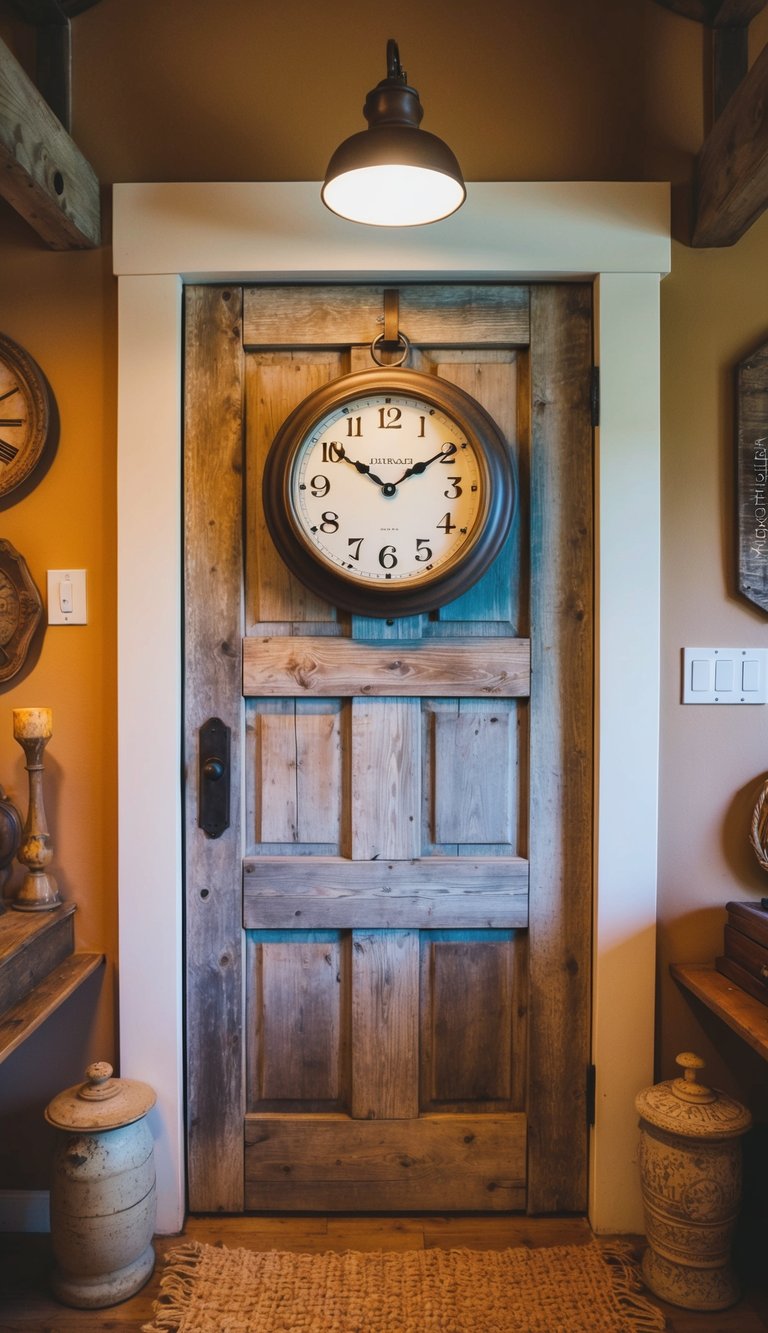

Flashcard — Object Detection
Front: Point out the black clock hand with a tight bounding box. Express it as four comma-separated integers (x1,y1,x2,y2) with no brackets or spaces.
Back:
393,442,457,485
338,447,393,492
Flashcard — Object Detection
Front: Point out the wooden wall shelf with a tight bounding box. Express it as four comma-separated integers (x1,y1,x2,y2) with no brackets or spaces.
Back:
0,950,103,1065
671,963,768,1063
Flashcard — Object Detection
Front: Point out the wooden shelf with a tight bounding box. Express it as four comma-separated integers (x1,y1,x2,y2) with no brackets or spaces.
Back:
671,963,768,1063
0,951,104,1065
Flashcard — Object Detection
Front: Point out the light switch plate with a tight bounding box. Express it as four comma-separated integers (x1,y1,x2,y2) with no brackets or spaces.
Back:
682,647,767,704
47,569,87,625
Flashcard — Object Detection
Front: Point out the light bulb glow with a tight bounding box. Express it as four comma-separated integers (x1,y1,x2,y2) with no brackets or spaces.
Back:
322,164,466,227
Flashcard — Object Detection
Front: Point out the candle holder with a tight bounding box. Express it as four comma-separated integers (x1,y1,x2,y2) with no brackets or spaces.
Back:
12,707,62,912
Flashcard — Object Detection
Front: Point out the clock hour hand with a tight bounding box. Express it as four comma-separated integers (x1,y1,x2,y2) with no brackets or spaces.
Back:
338,448,391,491
393,442,457,485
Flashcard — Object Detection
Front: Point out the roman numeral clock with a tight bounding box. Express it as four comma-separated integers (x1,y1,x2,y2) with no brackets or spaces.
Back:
0,332,58,507
263,368,516,616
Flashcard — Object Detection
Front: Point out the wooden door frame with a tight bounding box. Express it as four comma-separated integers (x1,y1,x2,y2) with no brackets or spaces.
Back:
114,181,669,1235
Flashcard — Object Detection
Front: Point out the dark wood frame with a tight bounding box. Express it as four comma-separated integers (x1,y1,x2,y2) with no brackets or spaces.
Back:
261,367,516,617
0,539,44,685
736,336,768,614
0,332,59,506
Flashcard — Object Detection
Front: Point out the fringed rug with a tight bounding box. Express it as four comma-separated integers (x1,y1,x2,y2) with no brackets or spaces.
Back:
143,1240,666,1333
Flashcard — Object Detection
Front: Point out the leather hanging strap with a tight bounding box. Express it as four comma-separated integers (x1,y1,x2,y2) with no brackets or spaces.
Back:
380,289,401,351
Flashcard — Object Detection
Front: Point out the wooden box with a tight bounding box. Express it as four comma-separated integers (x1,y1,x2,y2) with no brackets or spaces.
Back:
716,901,768,1007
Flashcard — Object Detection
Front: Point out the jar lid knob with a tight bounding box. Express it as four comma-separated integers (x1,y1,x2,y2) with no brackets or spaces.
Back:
78,1061,121,1102
672,1051,716,1103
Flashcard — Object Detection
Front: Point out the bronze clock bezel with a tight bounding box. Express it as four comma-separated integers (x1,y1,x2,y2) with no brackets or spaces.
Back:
0,332,59,506
262,367,516,617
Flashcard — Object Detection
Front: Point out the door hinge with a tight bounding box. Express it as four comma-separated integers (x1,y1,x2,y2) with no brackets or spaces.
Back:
590,366,600,428
586,1063,597,1127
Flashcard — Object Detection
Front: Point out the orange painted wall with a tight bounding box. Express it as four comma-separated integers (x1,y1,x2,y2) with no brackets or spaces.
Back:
1,0,767,1190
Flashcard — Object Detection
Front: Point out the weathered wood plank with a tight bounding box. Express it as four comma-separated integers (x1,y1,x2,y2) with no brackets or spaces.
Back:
672,962,768,1061
0,35,100,248
433,702,514,845
247,937,346,1106
0,903,75,1016
433,354,520,625
255,702,298,843
244,1113,527,1211
243,285,530,349
424,939,514,1105
184,286,245,1211
243,856,529,929
351,930,419,1119
526,285,593,1214
245,354,340,626
0,953,103,1065
693,40,768,246
243,635,531,697
736,339,768,613
349,699,421,860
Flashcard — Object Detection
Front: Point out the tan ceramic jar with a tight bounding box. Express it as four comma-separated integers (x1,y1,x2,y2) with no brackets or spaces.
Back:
635,1051,751,1311
45,1062,157,1309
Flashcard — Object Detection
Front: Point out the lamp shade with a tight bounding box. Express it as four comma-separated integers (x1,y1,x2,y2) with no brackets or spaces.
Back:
321,41,466,227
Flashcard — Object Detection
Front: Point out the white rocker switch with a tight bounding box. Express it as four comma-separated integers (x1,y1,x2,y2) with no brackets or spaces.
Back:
47,569,87,625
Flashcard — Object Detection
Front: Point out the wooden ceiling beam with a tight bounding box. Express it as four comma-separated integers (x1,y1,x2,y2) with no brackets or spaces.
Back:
653,0,767,24
0,35,100,248
693,38,768,244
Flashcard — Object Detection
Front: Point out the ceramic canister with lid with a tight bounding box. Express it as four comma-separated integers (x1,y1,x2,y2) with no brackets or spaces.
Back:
635,1051,752,1311
45,1061,157,1309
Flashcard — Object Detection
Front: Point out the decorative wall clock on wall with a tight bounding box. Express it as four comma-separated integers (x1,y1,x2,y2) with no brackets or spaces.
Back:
262,367,516,617
0,332,59,508
0,540,44,686
736,338,768,615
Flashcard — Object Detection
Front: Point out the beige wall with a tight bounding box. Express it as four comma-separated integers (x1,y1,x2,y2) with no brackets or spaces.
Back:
0,0,767,1190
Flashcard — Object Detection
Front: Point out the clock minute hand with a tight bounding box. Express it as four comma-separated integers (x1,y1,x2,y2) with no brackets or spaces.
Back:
393,442,457,486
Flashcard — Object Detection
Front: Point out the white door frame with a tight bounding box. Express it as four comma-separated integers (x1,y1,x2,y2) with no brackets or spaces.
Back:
114,181,668,1234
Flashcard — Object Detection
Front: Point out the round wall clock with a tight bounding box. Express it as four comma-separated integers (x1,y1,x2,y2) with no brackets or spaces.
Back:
263,368,516,616
0,332,59,506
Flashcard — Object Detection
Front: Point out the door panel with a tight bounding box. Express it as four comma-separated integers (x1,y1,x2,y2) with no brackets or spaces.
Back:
184,281,593,1214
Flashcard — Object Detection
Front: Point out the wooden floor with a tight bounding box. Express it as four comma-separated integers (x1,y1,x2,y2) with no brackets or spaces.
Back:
1,1214,767,1331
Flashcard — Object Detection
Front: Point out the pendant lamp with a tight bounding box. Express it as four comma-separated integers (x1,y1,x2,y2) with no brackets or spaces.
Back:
321,39,466,227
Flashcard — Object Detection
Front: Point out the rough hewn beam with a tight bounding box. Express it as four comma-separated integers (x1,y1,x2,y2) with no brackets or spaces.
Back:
693,39,768,245
653,0,767,24
0,35,100,248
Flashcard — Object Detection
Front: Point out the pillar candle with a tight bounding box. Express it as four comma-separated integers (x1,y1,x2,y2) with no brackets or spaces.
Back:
12,707,53,740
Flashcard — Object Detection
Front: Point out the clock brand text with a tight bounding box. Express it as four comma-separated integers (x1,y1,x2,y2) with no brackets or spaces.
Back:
369,457,413,465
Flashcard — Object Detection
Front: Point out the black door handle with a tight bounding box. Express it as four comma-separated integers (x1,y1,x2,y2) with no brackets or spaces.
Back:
199,717,230,838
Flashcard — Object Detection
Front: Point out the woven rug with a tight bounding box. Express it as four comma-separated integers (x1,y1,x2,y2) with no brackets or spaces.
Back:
143,1240,666,1333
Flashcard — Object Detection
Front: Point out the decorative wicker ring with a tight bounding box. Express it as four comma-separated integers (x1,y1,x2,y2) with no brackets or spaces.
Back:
749,778,768,874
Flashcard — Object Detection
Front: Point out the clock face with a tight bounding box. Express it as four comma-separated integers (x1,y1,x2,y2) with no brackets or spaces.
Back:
263,369,515,616
0,334,57,504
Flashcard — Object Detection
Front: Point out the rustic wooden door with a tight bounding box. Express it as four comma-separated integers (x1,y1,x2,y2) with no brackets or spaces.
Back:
184,282,593,1214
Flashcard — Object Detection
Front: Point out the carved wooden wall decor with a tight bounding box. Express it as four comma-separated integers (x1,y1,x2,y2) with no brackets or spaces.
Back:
736,337,768,614
0,540,44,685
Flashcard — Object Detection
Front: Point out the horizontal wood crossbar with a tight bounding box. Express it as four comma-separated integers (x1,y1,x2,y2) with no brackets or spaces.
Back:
243,636,530,697
243,284,530,348
0,35,100,248
243,856,529,929
244,1112,527,1211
